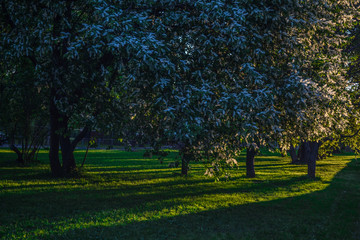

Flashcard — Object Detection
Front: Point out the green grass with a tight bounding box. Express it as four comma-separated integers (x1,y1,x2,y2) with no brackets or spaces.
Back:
0,149,359,240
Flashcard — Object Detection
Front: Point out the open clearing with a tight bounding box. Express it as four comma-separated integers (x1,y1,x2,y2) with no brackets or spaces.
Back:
1,149,360,240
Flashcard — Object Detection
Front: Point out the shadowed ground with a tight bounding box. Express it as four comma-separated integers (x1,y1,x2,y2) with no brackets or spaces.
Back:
0,149,359,240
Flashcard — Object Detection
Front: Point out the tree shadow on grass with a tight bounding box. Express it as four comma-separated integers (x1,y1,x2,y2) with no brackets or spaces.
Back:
1,174,319,227
37,159,360,240
254,163,294,167
0,167,52,181
2,158,359,240
0,165,191,182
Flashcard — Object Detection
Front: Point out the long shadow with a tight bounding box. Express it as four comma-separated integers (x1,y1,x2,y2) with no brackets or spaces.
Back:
34,159,360,240
0,162,204,182
0,166,192,182
254,163,294,167
1,173,317,227
2,155,359,239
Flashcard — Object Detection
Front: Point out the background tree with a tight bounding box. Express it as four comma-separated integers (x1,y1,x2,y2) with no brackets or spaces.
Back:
0,1,173,176
278,0,359,178
129,0,358,180
333,19,360,155
0,58,48,164
124,1,316,177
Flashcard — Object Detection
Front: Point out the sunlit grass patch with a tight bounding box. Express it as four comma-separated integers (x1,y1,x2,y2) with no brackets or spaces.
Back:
1,149,359,239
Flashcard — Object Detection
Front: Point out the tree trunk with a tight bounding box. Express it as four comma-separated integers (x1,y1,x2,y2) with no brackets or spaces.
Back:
58,116,77,175
298,142,303,162
180,146,192,175
181,157,188,175
10,144,24,165
60,135,77,174
298,141,310,164
52,107,89,176
8,126,24,164
307,141,320,179
49,95,62,177
49,12,63,177
246,147,256,178
289,144,298,163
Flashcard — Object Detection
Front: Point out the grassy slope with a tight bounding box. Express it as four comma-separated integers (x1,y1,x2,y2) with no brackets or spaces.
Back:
0,149,359,240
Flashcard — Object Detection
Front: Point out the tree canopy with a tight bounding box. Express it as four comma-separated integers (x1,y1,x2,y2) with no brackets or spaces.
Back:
1,0,359,178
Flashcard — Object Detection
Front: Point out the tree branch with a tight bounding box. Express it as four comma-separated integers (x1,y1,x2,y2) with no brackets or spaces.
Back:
27,55,38,66
71,126,91,150
340,128,360,139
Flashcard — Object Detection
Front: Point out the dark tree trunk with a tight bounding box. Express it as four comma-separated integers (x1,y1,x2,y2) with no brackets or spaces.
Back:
298,141,310,164
26,148,37,162
297,142,303,162
181,157,188,175
49,11,63,177
180,146,192,175
71,126,90,150
8,126,24,164
307,141,320,179
289,145,298,163
246,147,256,178
60,135,77,174
10,144,24,164
49,95,62,177
59,116,77,175
51,104,89,176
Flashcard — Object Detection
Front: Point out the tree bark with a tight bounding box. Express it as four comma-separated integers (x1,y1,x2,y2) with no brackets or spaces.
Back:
71,126,90,150
49,95,62,177
60,135,77,174
298,141,310,164
246,147,256,178
180,146,192,175
181,157,188,175
49,13,63,177
10,144,24,164
59,116,77,175
289,144,298,163
307,141,320,179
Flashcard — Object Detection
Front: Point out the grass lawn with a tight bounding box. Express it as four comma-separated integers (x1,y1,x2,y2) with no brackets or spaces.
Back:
0,149,360,240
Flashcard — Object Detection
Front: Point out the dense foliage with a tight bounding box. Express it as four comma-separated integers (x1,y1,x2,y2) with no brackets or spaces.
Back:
0,58,48,164
0,0,359,178
127,0,359,176
1,0,173,175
